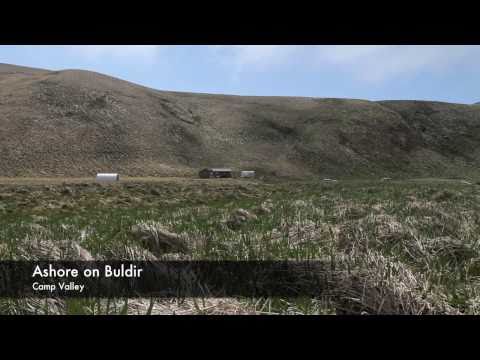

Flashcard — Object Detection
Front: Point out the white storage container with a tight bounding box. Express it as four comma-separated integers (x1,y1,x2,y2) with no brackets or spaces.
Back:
96,173,120,182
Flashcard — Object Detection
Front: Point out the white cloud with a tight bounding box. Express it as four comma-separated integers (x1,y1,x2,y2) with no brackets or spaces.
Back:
64,45,162,63
223,45,298,67
211,45,480,83
210,45,301,80
50,45,480,84
315,45,476,82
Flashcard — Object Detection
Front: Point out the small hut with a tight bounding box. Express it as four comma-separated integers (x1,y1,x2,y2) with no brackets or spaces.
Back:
199,168,233,179
240,170,255,178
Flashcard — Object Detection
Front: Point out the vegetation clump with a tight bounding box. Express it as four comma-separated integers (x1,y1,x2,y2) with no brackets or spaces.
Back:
1,178,479,314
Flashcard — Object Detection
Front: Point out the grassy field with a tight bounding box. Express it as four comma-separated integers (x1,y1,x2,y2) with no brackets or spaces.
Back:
1,177,479,315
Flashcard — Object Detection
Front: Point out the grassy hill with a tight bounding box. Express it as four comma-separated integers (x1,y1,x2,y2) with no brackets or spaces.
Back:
1,63,480,179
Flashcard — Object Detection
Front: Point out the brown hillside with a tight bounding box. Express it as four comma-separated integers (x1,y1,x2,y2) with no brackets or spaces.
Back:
1,63,480,178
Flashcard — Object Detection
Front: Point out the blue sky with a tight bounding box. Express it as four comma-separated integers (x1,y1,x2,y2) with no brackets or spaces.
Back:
1,45,479,104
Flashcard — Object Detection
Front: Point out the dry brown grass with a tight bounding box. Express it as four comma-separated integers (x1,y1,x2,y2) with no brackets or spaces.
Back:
1,179,480,314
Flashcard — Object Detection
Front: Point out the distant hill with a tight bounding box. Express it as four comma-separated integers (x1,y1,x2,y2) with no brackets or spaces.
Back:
1,63,480,179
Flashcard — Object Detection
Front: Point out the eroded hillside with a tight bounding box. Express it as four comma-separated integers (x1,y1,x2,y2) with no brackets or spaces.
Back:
1,63,480,178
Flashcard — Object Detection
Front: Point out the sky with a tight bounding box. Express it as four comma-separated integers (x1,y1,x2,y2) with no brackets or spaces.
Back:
0,45,479,104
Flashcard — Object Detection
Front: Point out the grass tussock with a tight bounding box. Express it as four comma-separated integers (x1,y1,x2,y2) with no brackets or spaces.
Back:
1,179,480,314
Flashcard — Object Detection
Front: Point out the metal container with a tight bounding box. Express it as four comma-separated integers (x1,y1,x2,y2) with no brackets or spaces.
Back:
96,173,120,182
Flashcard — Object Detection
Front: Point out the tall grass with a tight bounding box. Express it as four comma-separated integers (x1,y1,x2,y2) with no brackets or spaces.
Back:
0,180,479,314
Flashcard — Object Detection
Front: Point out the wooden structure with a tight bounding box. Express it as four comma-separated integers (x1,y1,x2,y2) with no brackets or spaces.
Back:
198,168,233,179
